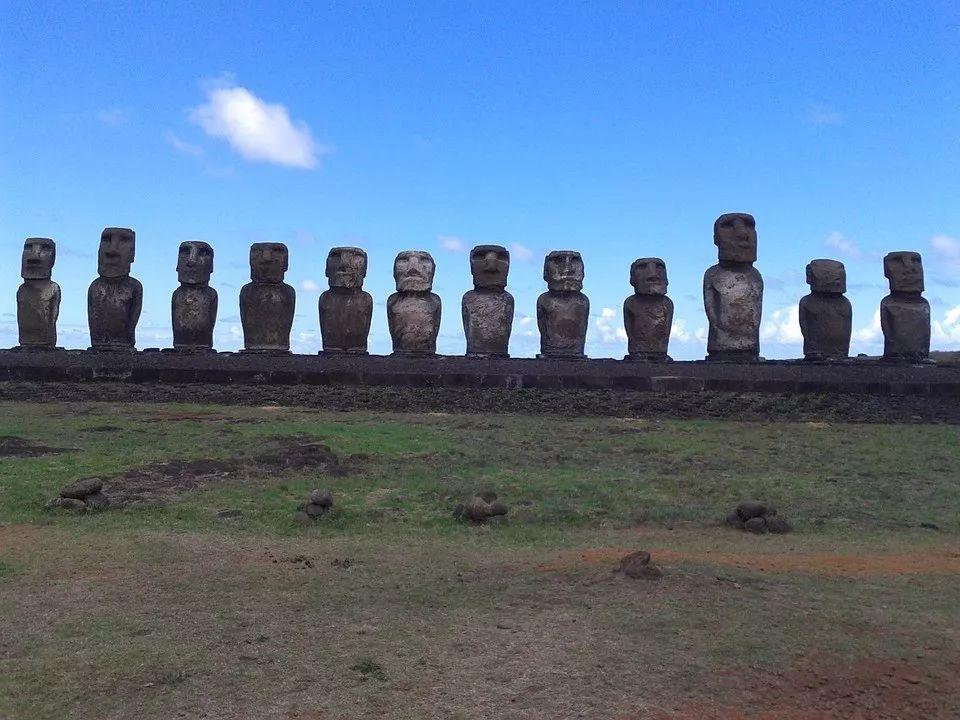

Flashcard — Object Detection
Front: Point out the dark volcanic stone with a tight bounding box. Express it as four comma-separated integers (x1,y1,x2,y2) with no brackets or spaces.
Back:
766,516,793,534
85,492,110,511
477,489,498,503
736,502,769,521
47,496,87,511
618,551,663,580
309,489,333,507
305,502,328,518
463,497,491,522
724,511,745,528
488,501,508,517
293,510,313,525
60,478,103,499
216,508,242,519
744,516,768,534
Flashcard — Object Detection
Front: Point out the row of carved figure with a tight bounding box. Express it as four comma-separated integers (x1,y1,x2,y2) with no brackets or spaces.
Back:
15,214,931,362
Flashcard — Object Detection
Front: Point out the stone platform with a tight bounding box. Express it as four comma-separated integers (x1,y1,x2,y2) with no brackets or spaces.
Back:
0,349,958,397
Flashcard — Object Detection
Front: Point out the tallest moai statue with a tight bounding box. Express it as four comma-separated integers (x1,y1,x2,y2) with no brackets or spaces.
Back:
88,227,142,351
703,213,763,361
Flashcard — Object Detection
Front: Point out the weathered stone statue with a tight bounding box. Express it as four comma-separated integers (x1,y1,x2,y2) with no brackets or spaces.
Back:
387,250,441,356
881,251,930,362
16,237,60,350
537,251,589,359
623,257,673,362
799,259,851,361
240,243,295,353
319,247,372,354
172,241,217,351
88,227,142,351
462,245,514,357
703,213,763,361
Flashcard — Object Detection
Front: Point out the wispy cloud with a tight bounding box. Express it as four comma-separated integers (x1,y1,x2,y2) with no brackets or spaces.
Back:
594,307,627,345
164,131,204,157
97,108,131,127
299,279,321,293
189,77,324,169
929,234,960,284
824,230,869,261
438,235,468,253
807,103,845,126
760,306,803,344
510,243,534,262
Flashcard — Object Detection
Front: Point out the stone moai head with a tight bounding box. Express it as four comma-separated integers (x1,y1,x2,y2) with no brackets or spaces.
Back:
714,213,757,264
21,237,56,280
470,245,510,290
98,227,135,278
544,251,584,292
884,251,924,293
250,242,289,283
630,257,668,296
393,250,435,292
177,241,214,285
326,247,368,289
806,259,846,294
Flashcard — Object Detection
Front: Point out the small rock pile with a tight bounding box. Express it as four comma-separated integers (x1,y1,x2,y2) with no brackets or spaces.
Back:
294,489,333,524
453,490,509,524
46,478,110,512
725,502,792,534
615,550,663,580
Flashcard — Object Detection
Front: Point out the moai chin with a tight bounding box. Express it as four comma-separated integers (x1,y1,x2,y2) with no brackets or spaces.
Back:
17,237,61,350
319,247,373,354
703,213,763,361
462,245,514,357
799,259,851,361
240,243,296,353
88,227,142,351
388,250,441,356
881,251,930,363
623,257,673,362
172,241,218,352
537,250,589,359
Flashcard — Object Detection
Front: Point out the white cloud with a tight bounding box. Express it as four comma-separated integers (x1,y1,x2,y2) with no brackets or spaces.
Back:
930,234,960,281
760,306,803,344
299,279,321,293
853,308,882,344
824,230,865,260
595,307,627,345
189,79,323,169
97,108,130,126
518,315,534,327
671,318,691,342
438,235,467,253
932,304,960,347
807,104,844,126
164,131,204,157
510,243,534,262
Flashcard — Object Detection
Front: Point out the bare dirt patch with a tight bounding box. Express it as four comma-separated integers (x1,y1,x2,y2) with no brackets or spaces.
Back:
635,652,960,720
253,438,352,475
538,547,960,577
0,437,69,458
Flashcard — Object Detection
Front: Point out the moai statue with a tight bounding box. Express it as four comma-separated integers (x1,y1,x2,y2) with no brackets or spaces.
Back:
799,259,851,361
881,251,930,362
462,245,514,357
537,251,589,359
172,241,218,351
319,247,373,354
88,227,142,351
703,213,763,361
387,251,441,356
240,243,295,353
16,237,61,350
623,257,673,362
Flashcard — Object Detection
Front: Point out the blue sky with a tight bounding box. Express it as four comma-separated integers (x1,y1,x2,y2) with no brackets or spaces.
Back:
2,1,958,358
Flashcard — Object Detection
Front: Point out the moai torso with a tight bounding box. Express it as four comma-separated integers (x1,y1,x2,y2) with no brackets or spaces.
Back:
799,259,851,361
172,241,217,351
462,245,513,357
389,251,441,356
703,214,763,361
881,251,930,362
319,247,372,353
17,237,60,349
240,243,295,352
88,228,141,350
624,257,673,361
537,250,589,359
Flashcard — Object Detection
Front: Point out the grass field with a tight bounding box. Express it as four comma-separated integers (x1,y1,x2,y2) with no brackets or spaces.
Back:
1,401,959,719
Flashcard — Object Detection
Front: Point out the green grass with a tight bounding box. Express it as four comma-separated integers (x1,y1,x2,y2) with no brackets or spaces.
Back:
1,402,959,719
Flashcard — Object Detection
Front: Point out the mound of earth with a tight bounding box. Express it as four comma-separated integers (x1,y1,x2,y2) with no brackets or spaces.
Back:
0,436,69,458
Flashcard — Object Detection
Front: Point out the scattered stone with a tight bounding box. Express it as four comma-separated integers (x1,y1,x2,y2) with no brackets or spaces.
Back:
455,492,510,524
463,497,491,522
766,516,793,534
724,511,745,529
616,550,663,580
45,496,87,511
919,522,940,531
59,478,103,500
477,489,498,503
488,501,508,517
85,492,110,511
293,510,313,526
216,508,242,519
736,502,769,521
309,489,333,507
304,503,328,518
295,489,334,523
744,516,768,534
451,503,465,520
